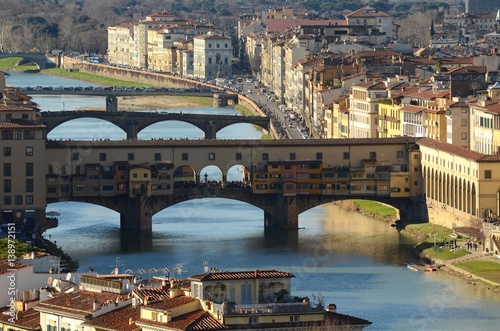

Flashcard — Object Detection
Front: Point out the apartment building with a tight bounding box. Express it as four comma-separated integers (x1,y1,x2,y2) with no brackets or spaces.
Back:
345,6,393,41
470,84,500,154
0,72,46,230
349,80,388,138
193,33,232,79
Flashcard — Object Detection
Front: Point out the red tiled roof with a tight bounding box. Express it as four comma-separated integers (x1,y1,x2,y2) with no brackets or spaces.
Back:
417,138,485,161
136,310,228,330
82,304,140,331
133,287,170,302
0,307,40,330
266,19,346,33
189,270,294,281
35,290,129,318
0,120,45,129
448,66,486,75
400,105,426,113
0,259,31,275
145,295,197,310
346,6,389,18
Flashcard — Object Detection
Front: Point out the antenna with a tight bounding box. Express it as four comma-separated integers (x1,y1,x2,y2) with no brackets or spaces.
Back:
174,263,187,278
109,257,125,274
203,260,209,273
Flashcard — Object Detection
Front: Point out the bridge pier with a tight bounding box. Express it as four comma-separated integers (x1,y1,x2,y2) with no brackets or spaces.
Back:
106,96,118,112
264,195,299,229
119,197,153,231
127,121,138,139
204,121,217,139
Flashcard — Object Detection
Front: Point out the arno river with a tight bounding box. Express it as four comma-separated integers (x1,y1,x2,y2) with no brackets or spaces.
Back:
8,71,500,330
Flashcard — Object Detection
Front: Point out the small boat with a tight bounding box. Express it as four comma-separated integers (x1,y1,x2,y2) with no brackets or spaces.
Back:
425,265,438,272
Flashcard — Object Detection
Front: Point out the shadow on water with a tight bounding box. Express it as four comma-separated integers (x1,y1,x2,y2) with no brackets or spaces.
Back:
120,230,154,253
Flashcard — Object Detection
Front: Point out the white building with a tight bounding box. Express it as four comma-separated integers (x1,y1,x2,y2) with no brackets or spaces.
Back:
193,33,232,79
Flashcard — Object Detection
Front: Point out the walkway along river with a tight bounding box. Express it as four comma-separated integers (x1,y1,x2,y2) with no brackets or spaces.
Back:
8,71,500,331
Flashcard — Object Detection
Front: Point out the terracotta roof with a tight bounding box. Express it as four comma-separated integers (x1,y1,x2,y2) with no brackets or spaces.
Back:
353,80,386,90
417,138,485,161
0,120,45,128
265,19,346,33
218,310,371,329
0,307,40,330
400,105,426,113
82,304,140,331
133,287,170,302
46,137,422,148
448,66,487,75
0,105,33,111
346,6,389,18
0,259,31,275
136,309,227,330
35,290,130,319
472,99,500,115
189,270,294,281
195,34,230,40
145,295,197,310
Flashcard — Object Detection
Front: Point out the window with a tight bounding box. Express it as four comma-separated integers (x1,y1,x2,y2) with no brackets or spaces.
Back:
4,163,11,176
369,151,376,159
26,195,33,204
3,147,11,156
379,185,389,191
4,179,11,192
249,317,258,324
128,153,134,161
290,152,296,160
262,153,269,161
414,181,418,186
235,152,242,160
15,195,22,205
182,153,188,160
485,170,492,179
100,153,107,161
208,43,212,48
25,147,33,156
414,167,419,172
397,151,403,158
461,119,467,126
209,153,215,160
343,152,349,159
23,130,35,139
72,152,79,160
461,132,467,140
26,179,33,192
4,195,11,205
208,57,212,64
316,152,323,160
15,130,21,139
1,130,13,140
143,173,148,178
290,315,299,322
155,153,161,161
133,173,138,178
26,163,33,176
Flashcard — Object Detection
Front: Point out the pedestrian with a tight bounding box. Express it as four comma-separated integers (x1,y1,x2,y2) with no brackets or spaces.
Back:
473,242,478,251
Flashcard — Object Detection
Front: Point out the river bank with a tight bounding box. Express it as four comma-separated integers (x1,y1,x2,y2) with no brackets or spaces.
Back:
342,199,500,291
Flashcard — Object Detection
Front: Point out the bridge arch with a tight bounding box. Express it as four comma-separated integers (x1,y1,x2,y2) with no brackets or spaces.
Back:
47,117,127,140
0,53,48,69
138,120,204,140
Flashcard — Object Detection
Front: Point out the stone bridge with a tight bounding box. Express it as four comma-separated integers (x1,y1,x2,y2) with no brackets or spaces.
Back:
40,111,270,139
48,187,421,231
0,53,50,69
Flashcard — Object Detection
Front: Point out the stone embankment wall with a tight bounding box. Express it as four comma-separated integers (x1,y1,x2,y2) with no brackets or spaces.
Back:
62,57,213,90
426,199,481,230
